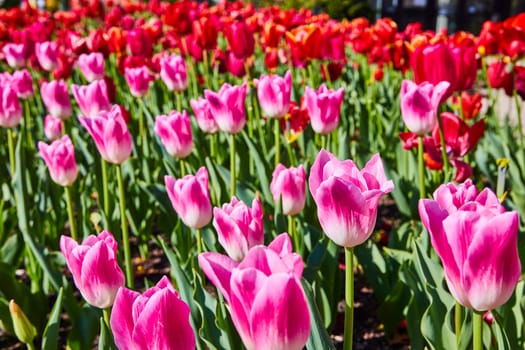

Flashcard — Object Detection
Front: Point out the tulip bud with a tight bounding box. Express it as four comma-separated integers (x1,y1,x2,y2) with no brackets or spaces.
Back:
9,300,37,345
303,84,344,134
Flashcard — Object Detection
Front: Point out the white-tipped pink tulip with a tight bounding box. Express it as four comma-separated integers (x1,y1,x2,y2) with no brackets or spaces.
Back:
38,135,78,187
204,83,247,134
41,80,72,120
270,164,306,216
154,110,193,158
72,80,111,118
304,84,344,135
35,41,58,72
124,66,155,98
160,54,188,92
0,85,22,128
77,52,105,82
190,97,219,134
44,115,63,141
255,70,292,119
2,43,26,68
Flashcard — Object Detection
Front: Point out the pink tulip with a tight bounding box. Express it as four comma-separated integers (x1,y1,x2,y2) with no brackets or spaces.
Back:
41,80,72,120
11,70,33,99
60,231,125,309
213,196,264,261
79,105,132,164
204,83,247,134
309,149,394,247
124,66,155,98
77,52,105,82
165,167,212,229
72,80,111,118
255,70,292,119
190,97,219,134
400,80,450,135
38,135,78,187
35,41,58,72
44,115,63,141
160,54,188,92
303,84,344,134
198,233,310,350
2,43,26,68
419,182,520,311
0,85,22,128
110,276,195,350
270,164,306,216
154,110,193,158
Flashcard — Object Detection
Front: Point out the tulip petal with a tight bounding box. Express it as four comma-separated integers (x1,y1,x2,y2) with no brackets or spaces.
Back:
198,252,238,304
111,287,140,350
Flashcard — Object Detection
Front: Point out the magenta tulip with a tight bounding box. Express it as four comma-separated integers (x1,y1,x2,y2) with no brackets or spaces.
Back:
124,66,155,98
309,149,394,247
72,80,111,118
77,52,105,82
44,115,63,141
400,79,450,135
60,231,125,309
419,181,520,311
304,84,344,134
165,167,212,229
11,70,33,99
204,83,247,134
190,97,219,134
110,276,195,350
270,164,306,216
198,233,310,350
79,105,132,165
38,135,78,187
35,41,58,72
154,110,193,158
0,85,22,129
255,70,292,119
2,43,26,69
213,196,264,261
160,54,188,92
41,80,72,120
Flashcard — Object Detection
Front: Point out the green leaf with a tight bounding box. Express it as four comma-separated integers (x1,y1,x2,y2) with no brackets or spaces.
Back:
240,131,272,203
41,287,64,350
302,279,336,350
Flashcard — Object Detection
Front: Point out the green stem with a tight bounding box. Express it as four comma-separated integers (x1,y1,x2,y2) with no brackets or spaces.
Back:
101,158,110,218
514,90,524,149
64,186,78,241
418,136,425,199
230,133,236,197
138,99,145,140
102,308,111,330
7,128,15,176
473,311,483,350
274,118,281,168
116,165,133,289
288,215,299,252
180,159,186,177
176,91,182,112
26,342,35,350
344,247,354,350
436,108,450,177
195,228,203,254
24,99,33,146
202,50,209,88
455,302,462,348
210,134,216,159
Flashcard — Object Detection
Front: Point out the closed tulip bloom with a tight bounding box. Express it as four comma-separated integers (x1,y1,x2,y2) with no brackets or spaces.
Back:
309,149,394,247
255,70,292,119
60,231,125,309
213,197,264,261
11,70,34,99
165,167,212,229
204,83,247,134
154,110,193,158
72,80,111,118
270,164,306,216
190,97,219,133
160,54,188,92
41,80,72,120
198,233,310,350
0,85,22,128
44,115,63,141
124,66,155,98
224,21,255,59
419,183,520,311
2,43,26,68
77,52,105,82
400,80,450,135
79,105,132,164
110,276,195,350
38,135,78,187
35,41,59,72
304,84,344,134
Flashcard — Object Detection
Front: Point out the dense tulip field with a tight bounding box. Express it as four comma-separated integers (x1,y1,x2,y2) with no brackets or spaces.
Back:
1,0,525,349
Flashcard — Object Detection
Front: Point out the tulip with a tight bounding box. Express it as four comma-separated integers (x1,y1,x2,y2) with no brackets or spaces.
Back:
154,110,193,158
309,149,394,247
193,16,218,51
190,97,219,133
270,164,306,216
11,70,34,99
41,80,72,120
38,135,78,187
124,66,155,98
79,105,132,165
110,276,196,350
224,21,255,59
160,54,188,92
9,300,36,346
198,233,310,350
0,85,22,129
303,84,344,134
204,83,247,134
77,52,105,82
460,91,482,120
44,115,63,141
255,70,292,119
35,41,59,72
72,80,111,118
419,183,520,311
213,196,264,261
60,231,125,309
487,61,514,96
400,80,450,135
226,51,247,78
165,167,212,229
2,43,26,68
451,45,477,91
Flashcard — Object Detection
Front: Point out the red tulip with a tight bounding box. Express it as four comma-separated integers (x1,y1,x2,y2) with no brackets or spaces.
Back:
224,20,255,59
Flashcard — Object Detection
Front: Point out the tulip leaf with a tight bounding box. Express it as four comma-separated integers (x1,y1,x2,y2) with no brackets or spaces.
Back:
41,287,64,350
420,284,456,350
240,131,272,203
302,279,336,350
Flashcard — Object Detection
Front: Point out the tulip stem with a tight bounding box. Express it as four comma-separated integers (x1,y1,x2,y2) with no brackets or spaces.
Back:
473,311,483,350
436,109,450,177
230,134,236,197
195,228,203,254
288,216,299,253
455,302,462,348
64,186,78,241
102,308,111,330
344,247,354,350
418,136,425,198
26,342,35,350
101,158,110,219
274,118,281,168
180,159,186,177
116,165,133,289
176,91,182,112
24,99,33,147
7,128,16,176
513,90,524,149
